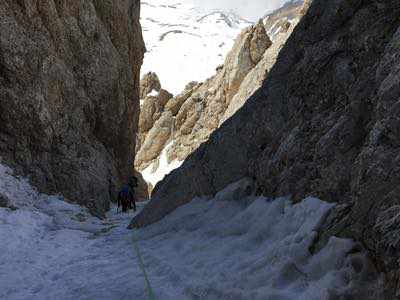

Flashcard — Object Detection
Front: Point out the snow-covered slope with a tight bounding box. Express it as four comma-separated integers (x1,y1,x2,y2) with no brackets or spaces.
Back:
1,166,378,299
141,0,252,94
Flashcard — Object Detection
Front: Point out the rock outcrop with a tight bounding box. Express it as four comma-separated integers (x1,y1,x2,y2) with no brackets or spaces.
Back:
132,0,400,296
135,3,304,182
263,0,307,35
0,193,9,208
136,72,173,170
0,0,145,213
139,72,161,99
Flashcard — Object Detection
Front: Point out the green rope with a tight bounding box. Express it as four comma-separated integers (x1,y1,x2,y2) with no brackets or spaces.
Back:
132,230,157,300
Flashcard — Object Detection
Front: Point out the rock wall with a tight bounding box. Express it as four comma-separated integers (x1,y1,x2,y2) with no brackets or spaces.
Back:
135,3,304,177
131,0,400,296
0,0,145,214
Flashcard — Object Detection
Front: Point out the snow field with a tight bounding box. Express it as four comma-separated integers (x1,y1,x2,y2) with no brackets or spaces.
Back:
141,0,252,94
0,165,372,299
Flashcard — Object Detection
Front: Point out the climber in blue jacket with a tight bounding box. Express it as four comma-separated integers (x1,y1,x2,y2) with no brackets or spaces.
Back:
117,176,138,213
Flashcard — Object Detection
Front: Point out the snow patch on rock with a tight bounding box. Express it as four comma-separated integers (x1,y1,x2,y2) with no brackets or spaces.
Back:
147,89,159,97
141,141,183,188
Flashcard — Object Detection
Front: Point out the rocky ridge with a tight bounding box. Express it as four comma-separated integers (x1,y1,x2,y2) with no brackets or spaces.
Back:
136,1,306,187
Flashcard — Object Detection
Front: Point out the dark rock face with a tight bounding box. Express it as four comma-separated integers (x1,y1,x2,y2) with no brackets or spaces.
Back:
0,193,9,208
0,0,145,213
131,0,400,295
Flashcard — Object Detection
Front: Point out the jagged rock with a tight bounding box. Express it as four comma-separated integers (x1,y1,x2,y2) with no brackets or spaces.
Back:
164,82,198,116
132,1,400,296
163,5,301,163
223,23,269,102
140,72,161,99
135,111,174,169
136,72,173,162
250,20,272,64
138,90,171,136
220,19,298,124
0,194,9,208
0,0,145,214
135,2,303,186
281,21,291,32
157,89,173,107
139,96,160,135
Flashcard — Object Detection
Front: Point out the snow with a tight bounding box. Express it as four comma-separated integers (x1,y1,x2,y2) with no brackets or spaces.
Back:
0,164,149,299
147,89,159,97
141,141,183,188
138,196,360,299
1,166,369,299
267,19,287,40
141,0,252,94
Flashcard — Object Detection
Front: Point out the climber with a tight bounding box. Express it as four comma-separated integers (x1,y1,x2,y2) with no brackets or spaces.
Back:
117,176,137,213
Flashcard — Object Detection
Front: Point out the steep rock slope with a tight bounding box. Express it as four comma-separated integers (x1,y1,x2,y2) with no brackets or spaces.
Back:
132,1,400,295
0,0,145,214
136,1,305,186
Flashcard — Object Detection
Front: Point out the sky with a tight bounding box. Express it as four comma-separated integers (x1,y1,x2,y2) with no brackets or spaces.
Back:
192,0,291,21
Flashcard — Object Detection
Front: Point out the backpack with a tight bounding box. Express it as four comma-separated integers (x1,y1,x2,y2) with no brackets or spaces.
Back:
120,186,131,204
129,176,138,188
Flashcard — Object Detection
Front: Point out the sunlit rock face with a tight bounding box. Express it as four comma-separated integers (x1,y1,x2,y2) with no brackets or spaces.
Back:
135,2,304,190
0,0,145,214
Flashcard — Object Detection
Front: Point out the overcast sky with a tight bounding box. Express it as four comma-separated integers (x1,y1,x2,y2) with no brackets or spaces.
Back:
192,0,290,21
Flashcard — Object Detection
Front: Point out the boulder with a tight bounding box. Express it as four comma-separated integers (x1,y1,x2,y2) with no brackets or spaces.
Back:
0,194,9,208
250,20,272,64
140,72,161,99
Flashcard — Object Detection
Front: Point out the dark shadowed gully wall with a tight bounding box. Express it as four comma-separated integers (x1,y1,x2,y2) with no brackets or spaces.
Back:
132,0,400,296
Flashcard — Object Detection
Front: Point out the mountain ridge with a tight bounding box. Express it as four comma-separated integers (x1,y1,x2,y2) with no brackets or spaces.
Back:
136,0,305,190
140,0,252,94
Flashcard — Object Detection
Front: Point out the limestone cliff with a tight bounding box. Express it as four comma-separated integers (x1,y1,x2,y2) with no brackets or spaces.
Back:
132,0,400,296
0,0,145,215
135,2,305,183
